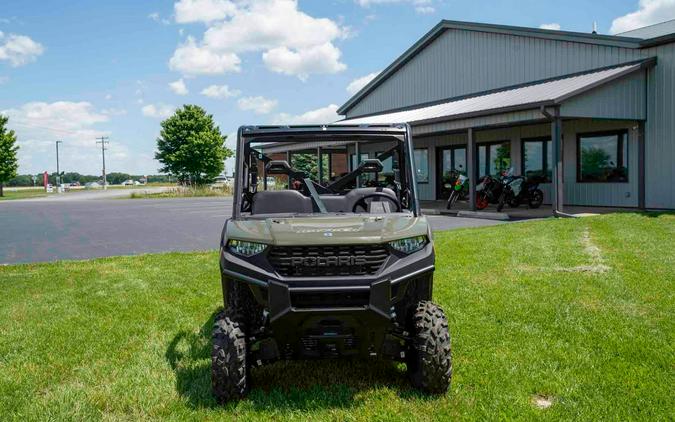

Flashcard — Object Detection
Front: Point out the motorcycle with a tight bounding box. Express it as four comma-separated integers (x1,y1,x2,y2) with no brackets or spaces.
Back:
496,168,544,212
475,175,502,210
445,170,468,210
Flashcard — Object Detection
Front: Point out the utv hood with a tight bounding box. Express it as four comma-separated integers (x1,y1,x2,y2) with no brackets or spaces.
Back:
225,214,431,246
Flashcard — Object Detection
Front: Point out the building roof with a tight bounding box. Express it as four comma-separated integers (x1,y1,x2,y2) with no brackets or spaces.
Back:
616,19,675,40
341,59,653,126
338,19,674,116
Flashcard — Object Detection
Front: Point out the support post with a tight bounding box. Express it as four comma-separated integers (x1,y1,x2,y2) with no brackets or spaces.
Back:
317,146,323,184
551,109,563,215
355,141,361,188
286,150,292,189
637,121,646,210
467,128,476,211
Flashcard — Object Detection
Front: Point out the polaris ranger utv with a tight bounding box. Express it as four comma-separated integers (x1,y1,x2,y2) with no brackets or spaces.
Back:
213,124,451,402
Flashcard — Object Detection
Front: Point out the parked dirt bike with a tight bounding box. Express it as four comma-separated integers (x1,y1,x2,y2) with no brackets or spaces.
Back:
496,168,544,212
446,171,468,209
475,175,502,210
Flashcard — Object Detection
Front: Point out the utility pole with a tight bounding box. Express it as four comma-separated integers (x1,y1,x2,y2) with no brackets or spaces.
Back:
96,136,109,190
55,140,63,191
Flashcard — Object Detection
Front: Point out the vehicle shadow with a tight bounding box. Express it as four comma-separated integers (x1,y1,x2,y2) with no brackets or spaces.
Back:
165,309,432,412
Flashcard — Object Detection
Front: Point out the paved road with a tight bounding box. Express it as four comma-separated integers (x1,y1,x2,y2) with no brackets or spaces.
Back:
0,195,502,264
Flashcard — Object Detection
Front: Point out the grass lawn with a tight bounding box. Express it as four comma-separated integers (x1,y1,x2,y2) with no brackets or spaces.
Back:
129,185,232,199
0,213,673,420
0,189,50,201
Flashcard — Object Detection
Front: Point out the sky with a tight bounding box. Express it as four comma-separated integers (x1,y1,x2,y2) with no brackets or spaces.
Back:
1,0,673,176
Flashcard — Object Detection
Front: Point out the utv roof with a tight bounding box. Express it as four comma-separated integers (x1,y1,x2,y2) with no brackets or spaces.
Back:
239,124,409,140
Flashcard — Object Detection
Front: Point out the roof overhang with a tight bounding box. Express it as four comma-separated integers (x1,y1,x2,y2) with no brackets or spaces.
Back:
340,59,655,133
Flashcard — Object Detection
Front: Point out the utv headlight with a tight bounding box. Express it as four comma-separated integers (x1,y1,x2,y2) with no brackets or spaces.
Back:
227,239,267,257
388,235,427,254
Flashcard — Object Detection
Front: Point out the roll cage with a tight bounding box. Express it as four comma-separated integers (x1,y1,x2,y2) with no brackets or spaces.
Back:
232,124,420,219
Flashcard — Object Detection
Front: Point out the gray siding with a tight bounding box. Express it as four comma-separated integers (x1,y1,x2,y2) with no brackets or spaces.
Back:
644,42,675,208
412,119,639,207
346,29,645,118
560,70,647,120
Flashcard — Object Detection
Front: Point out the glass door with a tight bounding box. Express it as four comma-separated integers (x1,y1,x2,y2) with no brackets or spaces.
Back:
436,145,467,199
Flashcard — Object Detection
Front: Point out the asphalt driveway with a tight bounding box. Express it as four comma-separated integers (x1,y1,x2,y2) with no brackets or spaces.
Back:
0,196,503,264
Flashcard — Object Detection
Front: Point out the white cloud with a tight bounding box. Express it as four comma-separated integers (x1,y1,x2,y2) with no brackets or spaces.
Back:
262,43,346,81
169,78,189,95
148,12,170,25
355,0,436,14
0,33,44,67
174,0,237,24
170,0,348,79
169,36,241,75
610,0,675,34
0,101,124,174
272,104,342,125
141,103,175,119
237,96,278,114
346,70,380,95
539,23,561,31
200,84,241,99
104,94,112,100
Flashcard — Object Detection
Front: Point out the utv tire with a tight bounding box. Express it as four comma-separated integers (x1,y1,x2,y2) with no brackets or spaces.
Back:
224,278,264,334
407,301,452,394
212,311,249,403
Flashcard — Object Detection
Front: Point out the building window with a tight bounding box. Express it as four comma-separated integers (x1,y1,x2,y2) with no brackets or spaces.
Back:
577,131,628,183
414,148,429,183
522,137,552,183
478,141,511,177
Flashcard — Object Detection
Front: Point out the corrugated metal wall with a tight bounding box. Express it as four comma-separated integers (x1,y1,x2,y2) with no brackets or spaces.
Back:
644,42,675,209
346,29,645,118
412,119,639,207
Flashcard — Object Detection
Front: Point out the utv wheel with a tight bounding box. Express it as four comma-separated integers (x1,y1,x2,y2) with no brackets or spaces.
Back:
212,311,249,403
407,301,452,394
224,277,264,334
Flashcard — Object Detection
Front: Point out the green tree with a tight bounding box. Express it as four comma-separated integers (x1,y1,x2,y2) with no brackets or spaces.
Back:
0,115,19,197
291,153,329,182
581,147,611,181
155,105,231,185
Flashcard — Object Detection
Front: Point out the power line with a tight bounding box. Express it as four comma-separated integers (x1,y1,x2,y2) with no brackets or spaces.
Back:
96,136,109,190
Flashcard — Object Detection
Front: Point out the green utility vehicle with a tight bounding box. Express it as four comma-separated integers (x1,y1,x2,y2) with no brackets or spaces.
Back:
213,124,452,402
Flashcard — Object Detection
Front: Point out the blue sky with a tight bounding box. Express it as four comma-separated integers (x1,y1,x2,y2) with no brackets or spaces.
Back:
0,0,671,176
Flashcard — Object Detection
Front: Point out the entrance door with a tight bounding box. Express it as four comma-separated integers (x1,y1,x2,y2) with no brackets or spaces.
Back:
436,145,467,199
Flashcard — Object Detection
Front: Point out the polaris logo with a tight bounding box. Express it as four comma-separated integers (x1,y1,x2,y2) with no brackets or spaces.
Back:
290,256,368,267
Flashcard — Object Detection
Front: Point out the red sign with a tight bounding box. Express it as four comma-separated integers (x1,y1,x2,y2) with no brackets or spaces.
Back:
43,171,48,189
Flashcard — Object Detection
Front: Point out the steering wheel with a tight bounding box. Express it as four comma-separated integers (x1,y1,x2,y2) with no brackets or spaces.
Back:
352,193,402,213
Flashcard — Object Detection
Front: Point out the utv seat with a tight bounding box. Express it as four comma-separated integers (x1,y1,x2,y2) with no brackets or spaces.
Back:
320,187,397,213
251,190,313,215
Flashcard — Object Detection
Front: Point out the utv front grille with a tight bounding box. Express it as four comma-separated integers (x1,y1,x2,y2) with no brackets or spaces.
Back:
268,244,389,277
290,290,370,308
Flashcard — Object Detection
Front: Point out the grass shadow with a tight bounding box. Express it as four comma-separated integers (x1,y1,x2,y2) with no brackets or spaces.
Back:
165,308,431,412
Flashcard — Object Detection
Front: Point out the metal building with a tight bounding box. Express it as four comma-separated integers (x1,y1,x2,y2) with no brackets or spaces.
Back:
338,19,675,211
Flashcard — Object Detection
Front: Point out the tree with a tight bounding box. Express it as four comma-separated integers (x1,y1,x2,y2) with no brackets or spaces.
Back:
155,105,231,185
0,115,19,197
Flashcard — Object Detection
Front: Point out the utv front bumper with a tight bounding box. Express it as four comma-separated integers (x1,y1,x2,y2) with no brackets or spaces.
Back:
219,242,434,359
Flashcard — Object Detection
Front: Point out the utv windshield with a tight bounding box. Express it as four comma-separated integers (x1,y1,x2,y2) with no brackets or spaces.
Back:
233,125,419,218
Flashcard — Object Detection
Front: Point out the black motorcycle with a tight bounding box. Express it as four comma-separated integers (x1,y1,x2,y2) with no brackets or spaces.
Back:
475,174,502,210
496,168,544,212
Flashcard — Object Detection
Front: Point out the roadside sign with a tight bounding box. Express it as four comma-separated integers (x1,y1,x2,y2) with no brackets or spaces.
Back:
43,171,48,190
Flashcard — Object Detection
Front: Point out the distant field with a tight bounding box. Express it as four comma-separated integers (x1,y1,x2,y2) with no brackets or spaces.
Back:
130,185,232,199
0,188,50,201
0,213,673,420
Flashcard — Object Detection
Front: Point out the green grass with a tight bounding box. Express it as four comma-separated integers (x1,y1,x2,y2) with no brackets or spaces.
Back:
129,185,232,199
0,188,50,201
0,213,673,420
